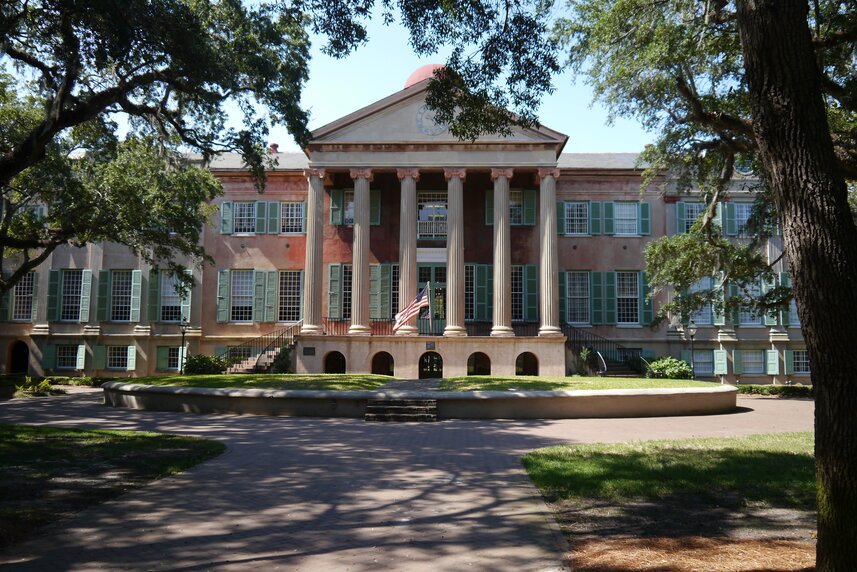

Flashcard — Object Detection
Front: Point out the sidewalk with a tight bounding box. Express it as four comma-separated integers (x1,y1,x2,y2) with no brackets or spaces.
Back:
0,393,813,571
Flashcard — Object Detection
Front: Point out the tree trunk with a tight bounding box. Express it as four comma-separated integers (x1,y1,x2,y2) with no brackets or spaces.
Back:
736,1,857,569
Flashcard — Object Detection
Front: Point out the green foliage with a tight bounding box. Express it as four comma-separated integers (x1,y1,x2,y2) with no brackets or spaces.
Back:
183,355,229,376
14,377,64,397
646,357,692,380
269,348,292,374
42,376,106,387
130,374,389,391
738,384,814,398
576,347,591,376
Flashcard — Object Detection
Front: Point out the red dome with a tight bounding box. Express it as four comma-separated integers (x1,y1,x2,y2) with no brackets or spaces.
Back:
404,64,445,88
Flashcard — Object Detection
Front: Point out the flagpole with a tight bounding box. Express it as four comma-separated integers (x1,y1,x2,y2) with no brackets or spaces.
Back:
427,281,432,333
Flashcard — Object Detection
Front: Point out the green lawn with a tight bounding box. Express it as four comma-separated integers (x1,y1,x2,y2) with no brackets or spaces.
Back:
0,424,225,549
439,375,720,392
129,373,391,391
522,432,815,509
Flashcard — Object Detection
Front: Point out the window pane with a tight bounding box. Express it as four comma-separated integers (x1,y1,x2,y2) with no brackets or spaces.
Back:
110,270,132,321
160,273,182,322
107,346,128,369
739,282,762,326
511,266,524,321
56,345,79,369
342,265,353,320
509,190,523,225
280,202,304,233
167,347,180,370
391,264,400,319
684,202,705,233
789,300,800,326
61,270,83,321
693,350,714,375
565,202,589,235
12,272,34,321
689,276,713,325
344,191,355,225
735,203,753,236
464,265,475,321
616,271,639,324
230,271,254,322
417,192,448,238
233,202,256,233
793,350,811,374
741,350,765,374
567,272,590,324
278,271,302,322
614,203,638,235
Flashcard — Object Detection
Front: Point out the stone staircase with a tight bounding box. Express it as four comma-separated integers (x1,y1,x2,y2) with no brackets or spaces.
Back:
364,398,438,422
227,349,281,374
601,359,641,378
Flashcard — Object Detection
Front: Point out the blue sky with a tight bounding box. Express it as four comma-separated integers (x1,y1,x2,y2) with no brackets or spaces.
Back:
271,18,653,154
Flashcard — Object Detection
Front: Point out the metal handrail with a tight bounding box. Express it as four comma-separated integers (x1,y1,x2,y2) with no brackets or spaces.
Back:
595,351,608,376
561,323,645,373
254,321,303,370
217,321,302,364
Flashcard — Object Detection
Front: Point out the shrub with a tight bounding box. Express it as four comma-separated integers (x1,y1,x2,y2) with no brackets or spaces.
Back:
184,354,229,375
737,384,814,398
43,376,107,387
647,356,693,379
576,347,591,376
15,376,65,397
269,348,292,374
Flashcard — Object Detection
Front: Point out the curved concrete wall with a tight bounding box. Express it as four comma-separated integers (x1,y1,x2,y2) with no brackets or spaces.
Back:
102,382,737,419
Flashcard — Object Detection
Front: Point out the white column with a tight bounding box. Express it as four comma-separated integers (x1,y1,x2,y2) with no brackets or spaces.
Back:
349,168,372,335
444,168,467,337
396,168,419,335
301,168,326,335
538,168,563,337
491,168,514,337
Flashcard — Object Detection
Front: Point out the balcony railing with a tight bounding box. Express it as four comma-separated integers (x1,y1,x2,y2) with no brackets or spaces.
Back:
417,219,447,239
321,318,542,337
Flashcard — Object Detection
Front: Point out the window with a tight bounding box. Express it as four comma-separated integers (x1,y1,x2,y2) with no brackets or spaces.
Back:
735,203,753,236
567,272,590,324
12,272,34,321
160,273,182,322
740,350,765,374
689,277,713,326
228,346,253,361
230,270,254,322
511,266,524,322
464,265,475,321
693,350,715,375
391,264,400,319
614,202,638,235
56,345,79,369
683,202,705,233
110,270,132,321
509,190,524,225
342,265,353,320
107,346,128,370
280,202,305,233
789,300,800,326
417,192,447,238
60,269,83,321
233,201,256,233
616,271,640,324
793,350,811,374
739,282,763,326
278,271,302,322
564,202,589,235
167,347,181,370
343,190,355,225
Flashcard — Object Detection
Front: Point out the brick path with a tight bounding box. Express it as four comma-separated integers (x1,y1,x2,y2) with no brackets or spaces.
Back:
0,393,813,571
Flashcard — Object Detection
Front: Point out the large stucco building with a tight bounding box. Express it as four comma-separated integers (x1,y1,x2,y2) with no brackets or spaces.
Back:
0,66,811,383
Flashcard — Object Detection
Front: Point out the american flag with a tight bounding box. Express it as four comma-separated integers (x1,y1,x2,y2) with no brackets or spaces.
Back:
393,284,430,332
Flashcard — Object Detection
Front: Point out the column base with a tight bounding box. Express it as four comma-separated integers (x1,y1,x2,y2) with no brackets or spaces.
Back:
300,324,324,335
395,325,419,336
490,325,515,337
348,324,371,336
443,325,467,337
538,325,564,337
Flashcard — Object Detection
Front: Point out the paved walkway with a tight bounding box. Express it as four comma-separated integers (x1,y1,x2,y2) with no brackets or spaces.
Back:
0,393,813,571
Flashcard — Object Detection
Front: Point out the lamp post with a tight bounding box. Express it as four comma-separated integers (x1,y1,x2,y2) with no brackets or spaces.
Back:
686,319,697,380
179,317,189,375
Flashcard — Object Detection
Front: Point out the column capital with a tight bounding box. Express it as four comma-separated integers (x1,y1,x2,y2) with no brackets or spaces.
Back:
303,167,326,178
537,168,560,180
443,168,467,181
490,168,513,180
349,168,374,182
396,168,420,181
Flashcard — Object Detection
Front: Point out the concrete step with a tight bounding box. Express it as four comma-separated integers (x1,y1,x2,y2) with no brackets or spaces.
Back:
364,398,438,422
368,399,437,407
366,406,435,414
365,413,437,422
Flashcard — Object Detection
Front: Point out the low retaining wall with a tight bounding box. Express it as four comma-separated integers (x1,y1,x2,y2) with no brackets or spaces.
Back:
102,382,738,419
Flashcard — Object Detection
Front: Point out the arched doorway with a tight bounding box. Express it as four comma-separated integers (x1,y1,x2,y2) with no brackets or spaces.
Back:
323,351,346,373
371,352,394,376
8,341,29,374
516,352,539,376
419,351,443,379
467,352,491,375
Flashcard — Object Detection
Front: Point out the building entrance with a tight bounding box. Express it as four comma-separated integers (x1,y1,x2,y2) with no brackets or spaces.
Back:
417,263,446,335
419,351,443,379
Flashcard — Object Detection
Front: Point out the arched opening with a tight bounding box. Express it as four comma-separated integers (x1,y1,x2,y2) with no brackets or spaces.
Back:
9,341,29,374
323,351,346,374
419,351,443,379
516,352,539,376
371,352,394,376
467,352,491,376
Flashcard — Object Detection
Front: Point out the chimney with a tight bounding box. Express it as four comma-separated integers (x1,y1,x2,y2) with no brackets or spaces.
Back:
269,143,279,154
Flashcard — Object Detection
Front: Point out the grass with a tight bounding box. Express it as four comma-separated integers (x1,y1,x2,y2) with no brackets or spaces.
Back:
129,373,391,391
522,432,815,509
0,424,225,549
439,375,719,392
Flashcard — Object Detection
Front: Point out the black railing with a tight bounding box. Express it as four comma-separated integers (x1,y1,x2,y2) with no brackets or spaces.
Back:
560,323,646,374
217,321,303,369
255,322,303,371
321,318,543,337
322,317,350,336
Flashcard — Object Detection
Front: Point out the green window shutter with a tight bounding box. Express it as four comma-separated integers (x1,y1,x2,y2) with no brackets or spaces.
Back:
523,189,537,226
558,271,568,324
29,273,38,322
301,202,307,233
265,271,278,322
330,189,344,225
487,265,494,318
130,269,142,323
369,264,381,319
766,350,780,375
556,202,566,235
328,263,342,319
267,202,280,234
590,272,604,325
180,269,192,322
476,264,489,321
485,189,494,225
47,270,60,321
370,189,381,225
640,271,653,325
604,271,617,325
780,272,792,326
255,201,266,234
675,202,687,235
380,264,392,320
713,202,723,228
76,344,86,370
42,344,56,370
252,271,266,322
732,350,743,375
639,201,651,235
713,350,728,375
0,286,10,322
216,270,230,323
681,350,692,364
79,269,92,322
126,345,136,371
93,345,106,370
97,270,111,322
525,264,538,322
725,203,737,236
784,350,795,375
603,202,615,235
761,275,778,326
156,346,170,370
727,283,741,325
148,270,161,322
220,201,233,234
590,202,602,235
